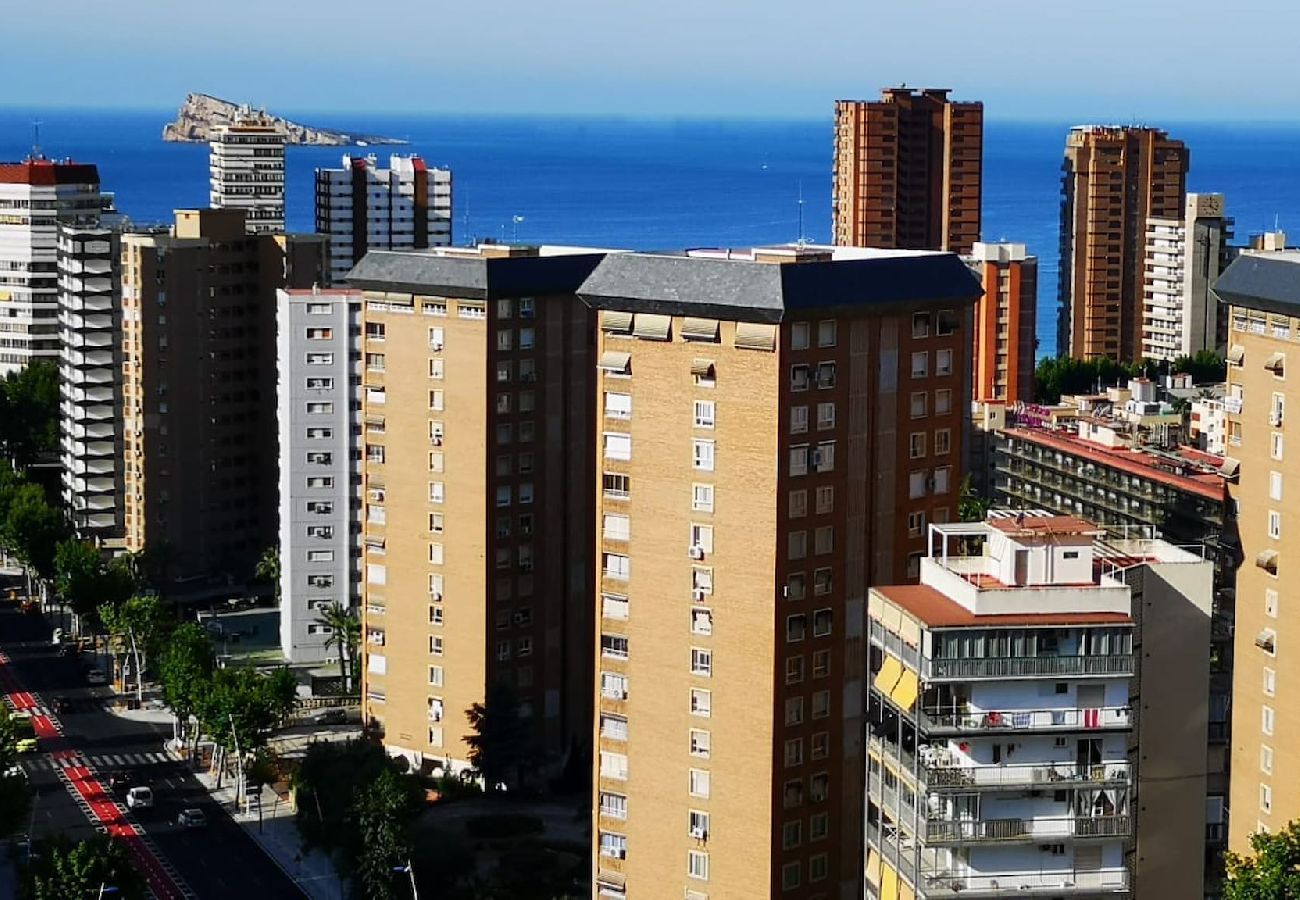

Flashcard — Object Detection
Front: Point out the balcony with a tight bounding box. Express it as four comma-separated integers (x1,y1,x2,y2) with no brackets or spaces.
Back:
925,815,1130,844
919,706,1131,735
920,867,1129,897
924,760,1130,791
925,654,1133,680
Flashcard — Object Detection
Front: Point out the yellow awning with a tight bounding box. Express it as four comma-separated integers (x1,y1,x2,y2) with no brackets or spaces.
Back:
891,668,920,712
881,864,899,900
899,878,916,900
874,656,903,696
866,849,882,887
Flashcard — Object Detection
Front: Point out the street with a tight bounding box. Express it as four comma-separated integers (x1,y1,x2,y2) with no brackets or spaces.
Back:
1,600,308,899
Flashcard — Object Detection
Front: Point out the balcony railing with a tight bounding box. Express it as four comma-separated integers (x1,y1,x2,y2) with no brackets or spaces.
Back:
925,654,1134,680
920,867,1129,897
920,706,1131,734
924,760,1130,790
925,815,1131,844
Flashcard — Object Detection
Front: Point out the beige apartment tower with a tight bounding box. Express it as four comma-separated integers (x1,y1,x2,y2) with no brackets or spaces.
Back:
583,246,981,900
1057,126,1188,362
833,88,983,255
1215,252,1300,854
121,209,325,581
345,247,604,776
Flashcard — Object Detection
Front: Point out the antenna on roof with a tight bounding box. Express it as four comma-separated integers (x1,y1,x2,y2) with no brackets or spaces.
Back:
796,181,806,247
31,120,42,161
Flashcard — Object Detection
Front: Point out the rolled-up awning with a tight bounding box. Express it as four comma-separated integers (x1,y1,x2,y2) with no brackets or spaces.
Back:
598,351,631,374
632,313,671,341
1219,457,1241,478
1227,345,1244,365
1256,550,1279,572
691,358,715,378
734,321,776,351
1265,352,1285,372
601,311,633,333
682,317,719,342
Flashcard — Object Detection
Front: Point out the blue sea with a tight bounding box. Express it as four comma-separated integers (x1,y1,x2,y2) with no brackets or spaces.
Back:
3,107,1299,357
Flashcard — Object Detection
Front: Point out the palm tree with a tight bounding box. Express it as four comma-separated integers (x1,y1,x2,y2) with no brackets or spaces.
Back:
255,544,281,606
314,601,360,692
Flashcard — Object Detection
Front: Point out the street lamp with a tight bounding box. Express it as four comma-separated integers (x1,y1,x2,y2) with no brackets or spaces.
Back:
393,859,418,899
97,884,119,899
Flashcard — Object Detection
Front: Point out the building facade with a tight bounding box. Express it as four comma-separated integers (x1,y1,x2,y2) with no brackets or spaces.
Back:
866,513,1213,899
967,242,1037,404
833,89,982,255
1214,252,1300,855
121,210,325,584
315,154,453,284
0,159,112,374
276,288,364,664
1142,193,1234,362
1058,127,1188,362
583,245,980,900
58,225,122,540
345,245,604,779
209,111,287,235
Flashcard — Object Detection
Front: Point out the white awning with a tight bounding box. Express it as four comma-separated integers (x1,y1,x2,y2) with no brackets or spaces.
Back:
691,358,716,378
598,351,632,374
681,317,720,342
1219,457,1240,478
735,321,777,351
632,313,671,341
1256,550,1279,572
1265,352,1285,372
1227,345,1244,365
601,310,633,333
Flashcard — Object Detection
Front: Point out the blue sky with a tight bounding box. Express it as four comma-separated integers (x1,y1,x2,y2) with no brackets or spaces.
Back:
7,0,1299,120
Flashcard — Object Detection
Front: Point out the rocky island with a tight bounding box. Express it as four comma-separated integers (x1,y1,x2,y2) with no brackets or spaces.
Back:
162,93,405,146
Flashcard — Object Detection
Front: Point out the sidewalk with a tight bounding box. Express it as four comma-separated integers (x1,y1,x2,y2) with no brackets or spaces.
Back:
106,696,344,899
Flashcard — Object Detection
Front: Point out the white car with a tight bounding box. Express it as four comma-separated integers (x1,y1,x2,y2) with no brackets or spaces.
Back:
85,668,108,686
126,786,153,809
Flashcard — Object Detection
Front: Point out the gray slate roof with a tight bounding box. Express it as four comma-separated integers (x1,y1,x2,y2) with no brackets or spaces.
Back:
345,250,605,299
576,252,982,323
1214,253,1300,316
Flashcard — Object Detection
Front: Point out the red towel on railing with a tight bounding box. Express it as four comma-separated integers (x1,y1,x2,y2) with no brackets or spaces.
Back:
1083,708,1100,728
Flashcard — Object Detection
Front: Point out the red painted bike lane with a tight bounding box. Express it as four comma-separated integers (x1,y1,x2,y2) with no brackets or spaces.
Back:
1,650,190,900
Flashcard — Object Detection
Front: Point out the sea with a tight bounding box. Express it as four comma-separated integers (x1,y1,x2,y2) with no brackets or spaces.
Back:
3,107,1300,358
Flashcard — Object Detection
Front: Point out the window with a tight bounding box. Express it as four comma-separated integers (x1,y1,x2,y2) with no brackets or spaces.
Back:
693,439,715,471
787,573,806,600
782,862,800,890
1262,745,1274,775
935,389,952,415
792,322,810,350
694,400,716,428
600,714,629,741
519,298,534,318
784,738,803,767
307,377,334,390
789,445,808,476
600,792,627,821
1263,705,1275,736
688,809,710,841
912,312,930,338
691,647,712,677
1269,511,1282,539
691,608,713,635
911,351,928,378
306,525,333,539
428,666,443,686
814,526,833,555
908,510,926,537
791,365,811,392
787,614,807,642
689,523,714,554
307,352,334,366
605,392,632,420
816,362,836,389
601,593,630,620
306,500,333,514
1271,471,1284,501
366,445,386,464
909,471,927,499
604,433,632,461
809,811,829,841
601,634,629,659
307,451,333,465
496,329,513,351
306,402,333,414
307,303,332,315
692,567,713,595
364,352,385,371
790,405,809,433
496,486,512,508
812,650,830,678
307,550,334,563
911,392,927,418
809,853,828,882
602,672,628,700
909,432,926,459
604,514,630,541
604,473,631,499
689,768,710,798
429,390,444,411
599,832,627,859
786,656,804,684
907,552,922,579
935,428,952,455
692,484,714,512
817,320,836,348
367,563,386,585
305,476,333,490
599,751,628,781
811,731,829,760
1264,666,1276,696
788,531,808,560
815,486,833,514
428,327,444,350
604,553,630,580
789,490,808,518
690,688,711,717
688,850,709,881
689,729,711,758
934,466,952,494
1262,783,1273,814
811,690,831,719
937,309,959,335
519,327,535,350
812,609,832,637
810,772,828,802
816,402,835,430
936,348,953,376
429,482,445,504
1272,432,1284,460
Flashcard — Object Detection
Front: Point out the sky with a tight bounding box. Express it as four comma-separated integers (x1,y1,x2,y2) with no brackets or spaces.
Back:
6,0,1300,120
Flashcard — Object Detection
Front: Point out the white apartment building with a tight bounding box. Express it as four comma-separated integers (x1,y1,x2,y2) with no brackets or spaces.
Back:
315,154,452,284
0,159,111,374
1142,193,1234,362
210,111,286,235
866,511,1213,899
58,225,121,539
277,288,364,664
1190,396,1229,456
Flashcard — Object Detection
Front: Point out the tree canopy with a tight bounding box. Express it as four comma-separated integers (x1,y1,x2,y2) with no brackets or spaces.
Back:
0,707,32,838
0,361,60,469
21,834,147,900
1225,820,1300,899
1,482,68,581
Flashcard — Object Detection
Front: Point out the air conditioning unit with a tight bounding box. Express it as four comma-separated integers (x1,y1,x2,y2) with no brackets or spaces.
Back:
688,545,704,560
430,591,443,602
431,342,444,352
689,827,708,840
431,436,443,447
692,589,707,603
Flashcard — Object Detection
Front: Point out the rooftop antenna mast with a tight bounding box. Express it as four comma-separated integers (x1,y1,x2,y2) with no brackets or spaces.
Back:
31,120,42,160
796,181,806,247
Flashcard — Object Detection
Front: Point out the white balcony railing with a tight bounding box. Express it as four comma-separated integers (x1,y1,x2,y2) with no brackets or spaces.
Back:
920,706,1131,733
920,866,1129,896
925,815,1131,844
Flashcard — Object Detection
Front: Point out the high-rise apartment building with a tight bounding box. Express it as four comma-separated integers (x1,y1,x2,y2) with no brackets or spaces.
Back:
966,242,1037,404
1214,252,1300,854
58,225,122,540
315,154,453,284
210,110,287,235
276,288,364,664
1142,193,1234,362
345,245,605,776
833,88,983,254
866,512,1213,899
0,158,112,374
583,245,981,900
1058,126,1188,362
121,209,325,583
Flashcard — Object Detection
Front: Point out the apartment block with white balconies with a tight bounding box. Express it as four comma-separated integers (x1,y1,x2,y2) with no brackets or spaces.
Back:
210,111,286,235
866,511,1213,899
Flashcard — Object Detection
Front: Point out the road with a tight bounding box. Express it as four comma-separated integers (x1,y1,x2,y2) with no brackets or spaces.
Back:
1,598,307,899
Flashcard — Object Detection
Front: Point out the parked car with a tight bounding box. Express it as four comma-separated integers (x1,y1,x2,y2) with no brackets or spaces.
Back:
125,786,153,810
51,696,73,714
3,764,27,783
12,713,37,753
307,707,347,726
176,808,208,829
20,598,39,614
85,668,108,686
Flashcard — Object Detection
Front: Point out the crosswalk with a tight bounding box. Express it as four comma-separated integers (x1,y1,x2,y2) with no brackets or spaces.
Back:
22,749,175,774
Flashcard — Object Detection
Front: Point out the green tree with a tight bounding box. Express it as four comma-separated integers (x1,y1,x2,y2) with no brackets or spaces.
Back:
1224,819,1300,899
315,601,360,692
1032,355,1146,404
22,834,147,900
0,360,60,470
255,544,281,606
158,622,216,748
99,594,171,702
2,482,68,586
352,768,420,900
958,474,990,523
0,707,33,838
464,680,534,791
259,666,300,728
1172,349,1227,383
294,739,396,859
196,666,293,788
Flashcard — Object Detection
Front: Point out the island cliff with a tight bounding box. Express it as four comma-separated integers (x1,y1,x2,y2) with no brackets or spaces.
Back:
161,93,405,146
